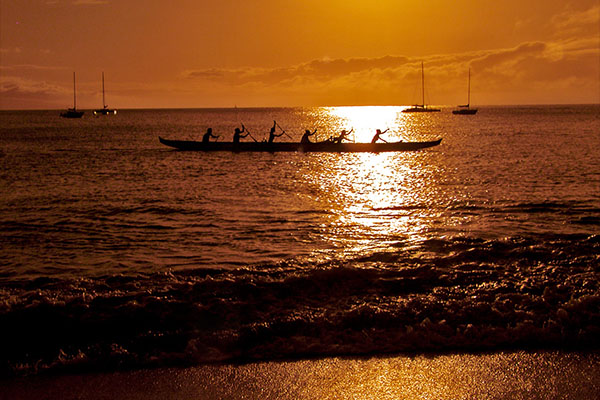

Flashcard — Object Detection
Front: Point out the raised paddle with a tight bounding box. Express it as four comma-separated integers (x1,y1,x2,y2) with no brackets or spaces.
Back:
275,121,294,140
380,128,390,143
242,124,258,142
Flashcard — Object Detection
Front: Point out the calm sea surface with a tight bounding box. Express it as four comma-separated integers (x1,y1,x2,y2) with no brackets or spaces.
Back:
1,105,599,376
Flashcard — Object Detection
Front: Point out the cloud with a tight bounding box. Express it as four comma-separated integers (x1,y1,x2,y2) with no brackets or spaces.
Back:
186,44,558,90
184,56,410,86
182,35,599,106
72,0,109,4
45,0,109,5
180,4,599,103
0,76,68,109
552,4,600,34
0,48,23,54
0,64,65,72
469,42,547,71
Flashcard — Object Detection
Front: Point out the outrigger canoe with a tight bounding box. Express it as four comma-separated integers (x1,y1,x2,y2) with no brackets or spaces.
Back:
158,137,442,153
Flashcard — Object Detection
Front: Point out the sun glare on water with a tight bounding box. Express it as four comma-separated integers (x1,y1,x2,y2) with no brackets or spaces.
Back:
325,106,406,143
299,106,440,255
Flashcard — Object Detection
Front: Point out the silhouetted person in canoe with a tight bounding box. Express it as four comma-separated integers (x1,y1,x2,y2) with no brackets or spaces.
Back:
232,124,248,143
301,128,317,144
333,129,353,144
202,128,220,143
371,128,389,143
268,121,284,143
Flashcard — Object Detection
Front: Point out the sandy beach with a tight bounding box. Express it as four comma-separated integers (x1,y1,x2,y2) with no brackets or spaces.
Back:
2,350,599,400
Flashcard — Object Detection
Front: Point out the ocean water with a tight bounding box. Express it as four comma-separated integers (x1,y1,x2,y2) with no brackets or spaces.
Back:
0,105,599,376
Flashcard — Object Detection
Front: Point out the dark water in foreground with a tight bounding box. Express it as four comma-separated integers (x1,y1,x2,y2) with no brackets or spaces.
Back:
0,105,599,376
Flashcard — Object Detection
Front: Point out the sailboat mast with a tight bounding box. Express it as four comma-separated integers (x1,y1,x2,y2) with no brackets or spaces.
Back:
467,68,471,106
73,72,77,110
102,72,106,108
421,62,425,107
402,61,440,112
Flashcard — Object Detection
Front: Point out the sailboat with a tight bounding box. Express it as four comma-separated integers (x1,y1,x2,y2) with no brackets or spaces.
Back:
402,62,441,113
93,72,117,116
453,68,478,115
60,72,84,118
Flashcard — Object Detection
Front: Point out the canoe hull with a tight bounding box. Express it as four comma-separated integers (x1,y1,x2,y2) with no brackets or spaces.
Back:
158,137,442,152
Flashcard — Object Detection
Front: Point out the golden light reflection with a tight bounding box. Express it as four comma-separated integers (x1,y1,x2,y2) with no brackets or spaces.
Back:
325,106,405,143
296,106,446,259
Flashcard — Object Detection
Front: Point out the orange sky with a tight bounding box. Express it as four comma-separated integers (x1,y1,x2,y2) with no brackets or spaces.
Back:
1,0,599,109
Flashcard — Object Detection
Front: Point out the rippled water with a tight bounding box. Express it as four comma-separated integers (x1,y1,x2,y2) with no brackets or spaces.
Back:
0,105,599,376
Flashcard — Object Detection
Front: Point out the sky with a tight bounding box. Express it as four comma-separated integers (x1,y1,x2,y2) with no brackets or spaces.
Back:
1,0,599,109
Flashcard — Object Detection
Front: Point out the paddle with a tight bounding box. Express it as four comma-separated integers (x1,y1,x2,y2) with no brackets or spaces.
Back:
345,128,354,143
381,128,390,143
275,121,294,140
242,124,258,142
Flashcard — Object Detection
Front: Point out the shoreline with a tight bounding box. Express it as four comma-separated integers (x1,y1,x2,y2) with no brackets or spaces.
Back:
3,350,599,400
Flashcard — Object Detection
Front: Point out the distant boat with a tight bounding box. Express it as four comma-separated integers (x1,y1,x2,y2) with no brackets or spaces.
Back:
402,62,441,113
453,68,478,115
93,72,117,116
60,72,84,118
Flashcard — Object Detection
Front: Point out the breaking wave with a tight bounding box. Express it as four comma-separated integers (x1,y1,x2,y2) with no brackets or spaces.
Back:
2,233,598,377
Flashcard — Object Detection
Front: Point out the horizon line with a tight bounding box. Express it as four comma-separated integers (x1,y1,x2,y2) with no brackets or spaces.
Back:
1,103,599,112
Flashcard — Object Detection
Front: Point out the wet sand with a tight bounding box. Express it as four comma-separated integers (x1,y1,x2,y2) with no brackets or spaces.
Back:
2,350,599,400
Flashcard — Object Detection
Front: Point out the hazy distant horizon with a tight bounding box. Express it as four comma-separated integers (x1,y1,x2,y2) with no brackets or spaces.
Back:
2,103,600,112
